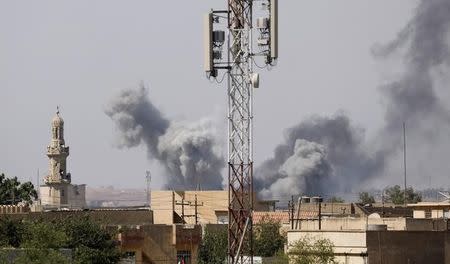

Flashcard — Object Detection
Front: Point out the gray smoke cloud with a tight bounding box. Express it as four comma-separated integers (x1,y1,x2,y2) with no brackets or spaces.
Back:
255,114,385,199
257,0,450,198
105,85,224,190
374,0,450,139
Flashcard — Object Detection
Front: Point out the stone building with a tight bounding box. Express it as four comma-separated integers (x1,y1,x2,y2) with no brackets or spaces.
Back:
40,108,86,209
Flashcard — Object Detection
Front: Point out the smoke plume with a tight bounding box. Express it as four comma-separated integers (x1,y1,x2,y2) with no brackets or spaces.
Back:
255,114,385,199
257,0,450,198
374,0,450,140
105,85,224,190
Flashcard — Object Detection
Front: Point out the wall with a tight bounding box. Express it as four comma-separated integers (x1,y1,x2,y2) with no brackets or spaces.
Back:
0,205,30,214
405,218,450,231
366,231,450,264
0,209,153,226
295,217,406,231
287,230,368,264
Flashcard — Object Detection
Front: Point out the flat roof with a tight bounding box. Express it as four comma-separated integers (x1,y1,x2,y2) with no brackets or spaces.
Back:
407,202,450,207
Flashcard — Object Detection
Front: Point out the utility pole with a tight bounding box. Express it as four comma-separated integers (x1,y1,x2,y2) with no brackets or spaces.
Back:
194,195,198,224
146,170,151,207
204,1,278,263
290,196,294,230
403,122,407,206
177,194,203,224
318,198,322,230
176,197,191,224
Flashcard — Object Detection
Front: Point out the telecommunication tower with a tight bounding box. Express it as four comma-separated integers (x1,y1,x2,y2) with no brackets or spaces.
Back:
204,1,278,263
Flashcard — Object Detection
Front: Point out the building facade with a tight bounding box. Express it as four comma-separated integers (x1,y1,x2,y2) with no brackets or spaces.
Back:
408,202,450,219
40,108,86,209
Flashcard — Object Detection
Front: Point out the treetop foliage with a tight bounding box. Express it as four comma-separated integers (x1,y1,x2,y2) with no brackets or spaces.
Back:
359,192,375,204
384,185,422,205
0,217,122,264
288,236,336,264
0,173,37,206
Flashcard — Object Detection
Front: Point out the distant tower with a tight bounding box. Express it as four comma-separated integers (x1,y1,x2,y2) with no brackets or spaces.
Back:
40,107,86,209
45,107,71,184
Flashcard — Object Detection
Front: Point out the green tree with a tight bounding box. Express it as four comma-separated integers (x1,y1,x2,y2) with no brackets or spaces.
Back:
385,185,422,205
0,218,25,248
288,236,336,264
359,192,375,204
15,221,69,264
62,216,122,264
254,216,286,257
327,196,344,203
0,173,37,205
0,217,121,264
198,225,227,264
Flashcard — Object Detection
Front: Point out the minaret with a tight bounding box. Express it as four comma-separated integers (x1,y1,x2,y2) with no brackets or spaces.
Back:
45,107,71,183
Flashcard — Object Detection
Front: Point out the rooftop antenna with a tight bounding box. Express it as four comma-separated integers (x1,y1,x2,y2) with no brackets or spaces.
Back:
204,1,278,263
438,191,450,202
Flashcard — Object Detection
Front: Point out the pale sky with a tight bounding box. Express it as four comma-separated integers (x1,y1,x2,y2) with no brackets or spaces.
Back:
0,1,416,189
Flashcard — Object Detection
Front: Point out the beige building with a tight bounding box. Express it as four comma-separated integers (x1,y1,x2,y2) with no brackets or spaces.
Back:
151,191,228,225
151,190,273,225
40,108,86,209
408,202,450,219
286,202,411,264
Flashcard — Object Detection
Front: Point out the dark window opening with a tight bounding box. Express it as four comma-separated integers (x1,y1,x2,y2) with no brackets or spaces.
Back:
177,250,191,264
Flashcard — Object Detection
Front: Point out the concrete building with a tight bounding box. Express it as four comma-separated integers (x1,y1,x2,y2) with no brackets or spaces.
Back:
408,202,450,219
151,190,273,225
118,224,202,264
40,108,86,209
287,201,450,263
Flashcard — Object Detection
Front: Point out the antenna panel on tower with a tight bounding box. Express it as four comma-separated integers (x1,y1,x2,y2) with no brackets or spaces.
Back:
270,0,278,59
204,12,214,75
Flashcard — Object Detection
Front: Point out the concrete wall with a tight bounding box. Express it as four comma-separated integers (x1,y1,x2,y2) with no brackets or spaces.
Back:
0,209,153,226
405,218,450,231
0,205,30,214
295,217,406,231
288,230,368,264
366,231,450,264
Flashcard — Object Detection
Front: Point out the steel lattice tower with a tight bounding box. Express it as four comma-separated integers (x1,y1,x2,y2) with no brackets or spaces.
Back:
227,1,254,263
204,1,277,262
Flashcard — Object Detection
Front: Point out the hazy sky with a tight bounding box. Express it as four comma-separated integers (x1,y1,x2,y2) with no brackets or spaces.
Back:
0,1,416,189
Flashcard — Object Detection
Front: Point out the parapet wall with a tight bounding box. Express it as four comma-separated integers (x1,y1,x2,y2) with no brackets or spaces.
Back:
0,205,30,214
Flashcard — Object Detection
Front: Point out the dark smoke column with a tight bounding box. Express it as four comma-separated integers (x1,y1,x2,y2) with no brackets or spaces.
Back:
105,85,224,190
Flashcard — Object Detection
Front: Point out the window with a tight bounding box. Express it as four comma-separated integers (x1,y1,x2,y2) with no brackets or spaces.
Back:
425,209,432,219
177,250,191,264
61,190,64,197
444,209,449,219
49,188,51,197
